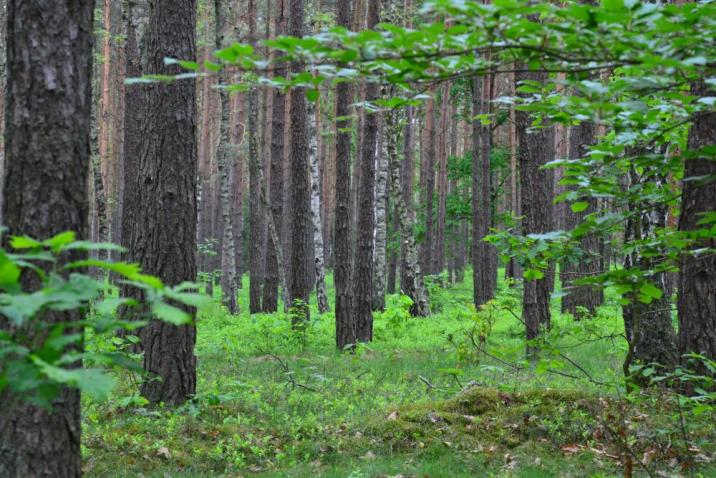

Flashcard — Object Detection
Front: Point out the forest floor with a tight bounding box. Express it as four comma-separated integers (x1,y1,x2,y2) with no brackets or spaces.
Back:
82,272,715,477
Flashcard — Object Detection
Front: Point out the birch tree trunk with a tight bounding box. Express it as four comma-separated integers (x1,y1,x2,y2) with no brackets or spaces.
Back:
372,113,389,311
309,97,330,313
215,0,238,313
387,110,429,316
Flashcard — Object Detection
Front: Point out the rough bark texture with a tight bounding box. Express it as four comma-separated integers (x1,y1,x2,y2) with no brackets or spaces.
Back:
373,113,389,311
0,1,93,476
516,69,554,359
434,84,449,275
678,80,716,374
0,0,5,227
309,98,330,313
215,0,238,313
288,0,311,324
387,111,430,316
623,165,678,385
262,0,287,312
472,75,497,308
560,120,604,318
247,0,264,313
126,0,198,405
350,0,381,342
333,0,354,349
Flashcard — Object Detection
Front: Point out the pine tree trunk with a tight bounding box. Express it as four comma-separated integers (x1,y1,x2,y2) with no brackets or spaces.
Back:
622,164,678,385
310,98,330,313
128,0,198,405
472,74,498,307
560,120,604,318
0,1,93,474
516,69,554,359
435,84,449,275
288,0,311,324
215,0,238,313
373,113,389,311
262,0,287,312
387,110,430,316
678,80,716,375
334,0,355,349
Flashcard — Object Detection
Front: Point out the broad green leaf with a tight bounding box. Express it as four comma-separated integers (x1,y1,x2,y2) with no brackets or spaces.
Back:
570,201,589,213
152,301,192,325
0,249,21,291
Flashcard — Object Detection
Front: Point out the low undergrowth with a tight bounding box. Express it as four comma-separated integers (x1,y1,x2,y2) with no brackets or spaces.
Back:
82,272,715,477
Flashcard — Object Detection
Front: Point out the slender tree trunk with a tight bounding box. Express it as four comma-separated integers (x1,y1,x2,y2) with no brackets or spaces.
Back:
387,110,429,316
435,84,449,275
561,120,604,318
421,96,436,275
516,69,554,359
334,0,355,349
247,0,264,313
215,0,238,313
127,0,198,405
387,202,399,294
230,88,246,288
678,80,716,376
473,73,497,308
506,69,522,281
0,1,93,475
288,0,311,324
622,163,678,385
262,0,287,312
400,105,415,291
310,97,330,313
373,113,389,310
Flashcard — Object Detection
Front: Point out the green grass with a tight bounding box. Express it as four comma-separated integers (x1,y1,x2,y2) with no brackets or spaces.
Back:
82,271,715,477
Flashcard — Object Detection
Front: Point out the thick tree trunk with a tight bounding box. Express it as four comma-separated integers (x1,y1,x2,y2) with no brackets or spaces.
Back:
472,74,497,308
0,0,5,227
309,98,330,313
128,0,198,405
516,69,554,359
334,0,355,349
623,165,678,385
288,0,311,324
215,0,238,313
372,113,389,311
678,80,716,375
561,120,604,318
0,1,93,475
387,110,430,316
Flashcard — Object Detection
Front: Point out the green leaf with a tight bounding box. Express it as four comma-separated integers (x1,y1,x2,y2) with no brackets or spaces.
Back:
9,236,42,250
33,358,115,400
639,282,663,301
570,201,589,213
44,231,77,252
152,302,192,325
306,89,320,102
0,249,21,291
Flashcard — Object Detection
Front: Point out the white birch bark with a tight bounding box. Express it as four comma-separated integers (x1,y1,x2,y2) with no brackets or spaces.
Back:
309,99,330,313
386,110,429,316
372,113,389,310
